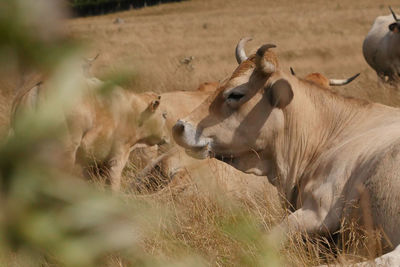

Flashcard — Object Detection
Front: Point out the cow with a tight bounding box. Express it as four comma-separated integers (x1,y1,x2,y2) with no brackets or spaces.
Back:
196,81,220,92
172,39,400,265
363,6,400,83
131,83,217,190
131,81,278,205
289,67,360,89
11,74,167,191
242,37,360,90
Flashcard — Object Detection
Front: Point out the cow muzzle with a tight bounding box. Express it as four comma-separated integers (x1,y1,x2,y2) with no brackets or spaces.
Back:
172,120,212,159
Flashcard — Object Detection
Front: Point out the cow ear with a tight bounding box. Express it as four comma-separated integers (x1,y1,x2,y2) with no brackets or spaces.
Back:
149,96,161,113
266,79,293,109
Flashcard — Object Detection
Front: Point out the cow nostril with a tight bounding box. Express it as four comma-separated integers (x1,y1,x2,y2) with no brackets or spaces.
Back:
173,121,185,134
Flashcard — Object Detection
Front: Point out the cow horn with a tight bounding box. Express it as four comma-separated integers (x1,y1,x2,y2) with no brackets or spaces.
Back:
389,6,399,21
255,44,277,74
85,53,100,63
329,73,360,86
290,67,296,75
235,37,252,64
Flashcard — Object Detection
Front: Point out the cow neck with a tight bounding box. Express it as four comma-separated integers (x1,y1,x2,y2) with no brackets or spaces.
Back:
272,78,371,206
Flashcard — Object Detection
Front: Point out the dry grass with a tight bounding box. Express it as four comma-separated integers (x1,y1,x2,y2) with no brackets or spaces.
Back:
67,0,400,104
129,171,285,266
2,0,400,266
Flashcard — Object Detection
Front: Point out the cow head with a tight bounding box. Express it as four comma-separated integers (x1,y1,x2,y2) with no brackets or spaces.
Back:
389,6,400,33
132,93,168,147
172,39,292,176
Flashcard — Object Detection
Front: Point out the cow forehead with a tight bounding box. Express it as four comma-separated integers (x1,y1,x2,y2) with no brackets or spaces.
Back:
222,58,257,92
192,56,258,116
231,56,256,79
204,72,255,115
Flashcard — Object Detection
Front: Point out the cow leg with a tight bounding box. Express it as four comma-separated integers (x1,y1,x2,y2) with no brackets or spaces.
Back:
269,197,341,247
62,127,84,174
108,146,130,192
63,112,92,175
271,208,331,237
317,244,400,267
64,136,82,168
356,244,400,266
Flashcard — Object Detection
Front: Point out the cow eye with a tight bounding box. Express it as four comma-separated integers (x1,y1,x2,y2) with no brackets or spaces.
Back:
389,22,399,32
227,92,245,101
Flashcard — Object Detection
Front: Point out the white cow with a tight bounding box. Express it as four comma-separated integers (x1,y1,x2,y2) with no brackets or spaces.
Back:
363,6,400,83
173,39,400,265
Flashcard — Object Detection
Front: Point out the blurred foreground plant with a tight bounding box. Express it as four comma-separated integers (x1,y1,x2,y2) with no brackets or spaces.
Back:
0,0,76,71
0,1,284,266
0,1,166,266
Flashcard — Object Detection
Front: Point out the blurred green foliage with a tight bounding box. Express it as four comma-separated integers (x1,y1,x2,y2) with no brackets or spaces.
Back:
0,1,163,266
0,1,282,266
0,0,79,71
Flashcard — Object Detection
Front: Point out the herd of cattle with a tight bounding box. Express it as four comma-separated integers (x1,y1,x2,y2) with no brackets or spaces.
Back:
9,7,400,266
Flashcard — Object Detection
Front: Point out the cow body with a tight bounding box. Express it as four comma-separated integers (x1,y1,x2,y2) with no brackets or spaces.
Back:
173,41,400,264
363,12,400,82
11,75,167,191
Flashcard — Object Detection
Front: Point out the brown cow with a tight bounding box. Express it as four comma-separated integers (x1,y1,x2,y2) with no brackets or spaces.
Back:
172,39,400,265
289,67,360,89
196,81,220,92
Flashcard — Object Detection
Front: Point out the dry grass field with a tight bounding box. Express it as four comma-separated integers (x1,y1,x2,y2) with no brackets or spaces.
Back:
2,0,400,266
68,0,399,102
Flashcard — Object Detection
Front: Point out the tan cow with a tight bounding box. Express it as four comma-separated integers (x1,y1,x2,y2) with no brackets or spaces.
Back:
172,39,400,264
289,67,360,89
11,74,167,191
132,82,278,205
196,81,220,92
131,83,217,190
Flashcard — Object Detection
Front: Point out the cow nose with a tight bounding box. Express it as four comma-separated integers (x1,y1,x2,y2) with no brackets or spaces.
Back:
173,120,185,134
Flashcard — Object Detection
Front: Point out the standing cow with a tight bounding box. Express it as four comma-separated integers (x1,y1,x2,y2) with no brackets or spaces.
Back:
11,74,168,191
363,6,400,83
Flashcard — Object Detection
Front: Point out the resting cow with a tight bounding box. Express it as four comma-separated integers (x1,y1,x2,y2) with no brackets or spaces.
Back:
289,67,360,89
363,6,400,83
11,74,167,191
173,39,400,265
